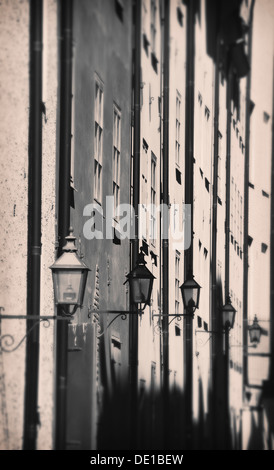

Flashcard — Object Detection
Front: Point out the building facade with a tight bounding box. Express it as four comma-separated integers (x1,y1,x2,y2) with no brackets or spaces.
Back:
0,0,273,451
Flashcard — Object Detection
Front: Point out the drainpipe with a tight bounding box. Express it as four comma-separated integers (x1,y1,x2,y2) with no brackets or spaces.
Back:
129,0,141,449
211,30,221,449
270,58,274,389
23,0,43,450
243,0,255,392
184,0,195,449
225,67,232,301
224,66,232,450
162,0,170,448
55,0,73,450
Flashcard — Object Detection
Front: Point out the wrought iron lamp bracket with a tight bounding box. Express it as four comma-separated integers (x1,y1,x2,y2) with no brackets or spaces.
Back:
152,312,195,334
88,308,143,338
195,329,221,335
0,314,71,353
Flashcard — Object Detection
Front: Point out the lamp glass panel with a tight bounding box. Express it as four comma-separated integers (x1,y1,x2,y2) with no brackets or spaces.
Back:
182,284,199,308
55,269,82,305
223,308,235,328
130,277,151,304
250,327,261,343
183,287,194,307
78,270,89,306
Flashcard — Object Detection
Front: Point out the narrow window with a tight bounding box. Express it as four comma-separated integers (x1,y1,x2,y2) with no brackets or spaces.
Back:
150,0,157,54
115,0,124,21
150,0,158,72
175,251,180,316
111,336,122,386
150,152,157,244
113,105,121,213
175,91,181,166
261,243,268,253
140,139,149,241
94,78,103,203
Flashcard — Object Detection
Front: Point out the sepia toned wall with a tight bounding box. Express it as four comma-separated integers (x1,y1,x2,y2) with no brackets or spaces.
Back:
0,0,30,450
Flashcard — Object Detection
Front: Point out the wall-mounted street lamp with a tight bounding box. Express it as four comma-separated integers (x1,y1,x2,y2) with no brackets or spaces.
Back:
50,228,90,316
0,228,91,353
152,270,201,329
124,249,155,312
180,270,201,317
87,248,155,336
248,315,261,345
222,296,236,331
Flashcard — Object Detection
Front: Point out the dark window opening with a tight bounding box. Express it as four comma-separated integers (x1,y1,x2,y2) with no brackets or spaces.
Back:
205,178,210,192
115,0,124,21
205,106,210,120
248,235,253,246
262,190,269,198
176,168,181,184
249,100,255,115
263,111,270,122
113,227,121,245
143,138,149,152
204,322,208,331
143,33,150,56
177,7,183,26
151,52,158,74
175,325,181,336
248,182,254,189
197,316,202,328
150,250,158,266
142,240,149,255
261,243,268,253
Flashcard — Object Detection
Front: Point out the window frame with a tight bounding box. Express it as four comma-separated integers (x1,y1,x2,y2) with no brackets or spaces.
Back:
94,76,104,204
113,104,121,213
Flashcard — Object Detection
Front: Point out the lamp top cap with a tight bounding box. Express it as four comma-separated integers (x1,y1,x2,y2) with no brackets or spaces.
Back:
63,227,77,252
137,248,147,265
223,295,236,310
250,315,260,329
182,268,201,289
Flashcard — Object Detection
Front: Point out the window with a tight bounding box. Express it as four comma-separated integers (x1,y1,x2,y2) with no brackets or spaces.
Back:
175,251,180,315
177,7,183,26
175,91,181,166
94,78,103,203
111,336,122,386
113,105,121,212
261,243,268,253
150,153,157,243
150,0,157,53
141,139,149,241
175,168,181,184
150,0,158,72
115,0,124,21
